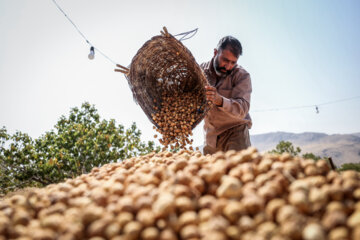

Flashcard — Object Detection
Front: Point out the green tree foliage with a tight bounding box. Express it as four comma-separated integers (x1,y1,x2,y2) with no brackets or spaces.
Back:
269,141,301,156
270,141,322,160
302,152,321,161
0,102,159,195
338,163,360,172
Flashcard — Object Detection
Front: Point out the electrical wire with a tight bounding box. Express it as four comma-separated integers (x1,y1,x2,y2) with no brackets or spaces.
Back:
52,0,118,65
252,95,360,113
52,0,198,65
51,1,357,115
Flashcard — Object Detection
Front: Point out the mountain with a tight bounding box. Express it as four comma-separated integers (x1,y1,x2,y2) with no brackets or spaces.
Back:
353,132,360,138
250,132,360,168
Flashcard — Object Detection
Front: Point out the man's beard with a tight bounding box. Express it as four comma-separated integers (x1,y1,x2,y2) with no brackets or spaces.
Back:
213,56,234,78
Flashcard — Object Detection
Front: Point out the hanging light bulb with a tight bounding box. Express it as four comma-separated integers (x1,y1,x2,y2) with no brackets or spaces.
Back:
88,46,95,60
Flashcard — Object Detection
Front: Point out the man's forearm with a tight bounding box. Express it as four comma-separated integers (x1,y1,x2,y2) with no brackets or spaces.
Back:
221,97,250,119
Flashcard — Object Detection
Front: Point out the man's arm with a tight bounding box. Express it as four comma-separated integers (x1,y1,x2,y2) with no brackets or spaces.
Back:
205,73,252,119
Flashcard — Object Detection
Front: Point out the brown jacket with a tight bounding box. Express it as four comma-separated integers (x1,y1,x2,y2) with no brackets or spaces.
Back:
200,58,252,148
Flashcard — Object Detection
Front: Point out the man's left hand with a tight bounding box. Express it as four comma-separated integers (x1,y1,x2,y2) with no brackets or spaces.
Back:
205,86,223,106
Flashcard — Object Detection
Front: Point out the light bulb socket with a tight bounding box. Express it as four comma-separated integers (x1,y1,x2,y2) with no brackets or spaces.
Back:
88,46,95,60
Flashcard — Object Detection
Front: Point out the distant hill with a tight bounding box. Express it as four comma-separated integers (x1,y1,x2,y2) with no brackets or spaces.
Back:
354,132,360,138
250,132,360,168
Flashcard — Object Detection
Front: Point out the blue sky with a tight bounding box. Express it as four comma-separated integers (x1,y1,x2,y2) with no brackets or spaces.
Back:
1,0,360,148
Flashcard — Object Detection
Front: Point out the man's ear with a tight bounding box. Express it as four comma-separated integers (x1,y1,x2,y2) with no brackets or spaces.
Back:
213,48,218,58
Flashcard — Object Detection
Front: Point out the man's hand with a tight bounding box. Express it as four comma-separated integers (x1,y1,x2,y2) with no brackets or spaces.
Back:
205,86,223,106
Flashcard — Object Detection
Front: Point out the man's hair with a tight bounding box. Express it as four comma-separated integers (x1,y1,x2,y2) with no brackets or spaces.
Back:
217,36,242,57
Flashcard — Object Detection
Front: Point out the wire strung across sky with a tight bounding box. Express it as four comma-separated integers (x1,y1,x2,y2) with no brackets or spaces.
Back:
51,0,118,65
51,0,359,114
51,0,198,65
252,95,360,113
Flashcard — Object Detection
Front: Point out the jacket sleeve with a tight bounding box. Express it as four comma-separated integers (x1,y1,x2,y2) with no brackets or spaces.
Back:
220,72,252,119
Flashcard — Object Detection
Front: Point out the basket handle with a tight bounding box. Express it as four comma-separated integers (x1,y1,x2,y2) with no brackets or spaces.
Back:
114,64,130,75
160,26,170,37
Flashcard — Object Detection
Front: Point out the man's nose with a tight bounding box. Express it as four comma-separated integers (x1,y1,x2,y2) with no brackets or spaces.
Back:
225,63,233,70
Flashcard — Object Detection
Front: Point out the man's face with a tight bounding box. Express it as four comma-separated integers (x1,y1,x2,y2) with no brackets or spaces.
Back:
213,48,238,77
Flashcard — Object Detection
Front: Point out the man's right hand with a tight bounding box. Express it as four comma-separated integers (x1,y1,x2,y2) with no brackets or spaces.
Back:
205,86,223,107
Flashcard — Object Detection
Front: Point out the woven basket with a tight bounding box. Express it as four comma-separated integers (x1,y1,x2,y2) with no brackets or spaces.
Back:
115,27,210,130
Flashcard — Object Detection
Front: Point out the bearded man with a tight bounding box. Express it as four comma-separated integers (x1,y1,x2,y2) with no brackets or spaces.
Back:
201,36,252,155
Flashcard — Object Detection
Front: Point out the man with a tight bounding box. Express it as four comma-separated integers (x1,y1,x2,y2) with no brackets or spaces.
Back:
200,36,252,155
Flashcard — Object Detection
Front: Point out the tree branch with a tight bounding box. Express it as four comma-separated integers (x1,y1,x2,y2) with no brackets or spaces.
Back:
30,176,51,186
